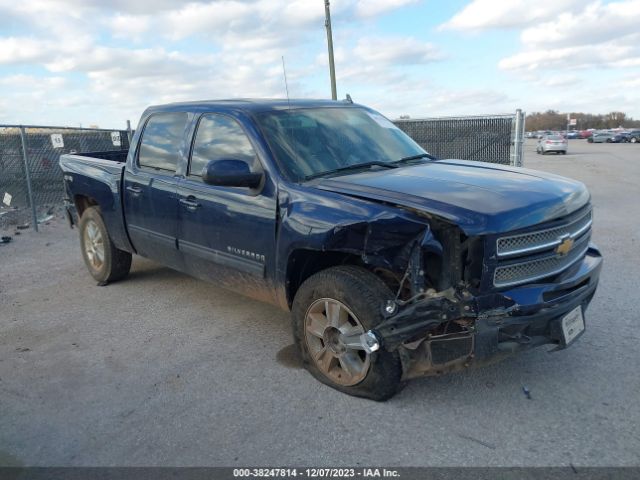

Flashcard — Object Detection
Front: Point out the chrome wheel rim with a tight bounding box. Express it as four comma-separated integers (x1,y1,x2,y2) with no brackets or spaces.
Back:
304,298,371,386
83,220,105,270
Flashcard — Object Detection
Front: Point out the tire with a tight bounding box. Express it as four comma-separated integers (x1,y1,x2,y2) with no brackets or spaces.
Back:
292,265,403,401
562,151,567,155
631,137,637,143
79,206,132,284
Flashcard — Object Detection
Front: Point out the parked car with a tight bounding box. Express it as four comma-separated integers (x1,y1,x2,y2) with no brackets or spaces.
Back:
566,131,581,139
627,130,640,143
610,132,630,143
537,134,568,154
59,99,602,401
579,130,593,139
588,132,616,143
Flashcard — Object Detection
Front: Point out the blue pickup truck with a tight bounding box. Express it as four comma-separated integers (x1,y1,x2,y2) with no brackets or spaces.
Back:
60,99,602,400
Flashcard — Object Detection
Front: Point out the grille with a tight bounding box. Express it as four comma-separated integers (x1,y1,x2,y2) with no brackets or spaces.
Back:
494,231,590,288
493,209,592,288
497,210,592,258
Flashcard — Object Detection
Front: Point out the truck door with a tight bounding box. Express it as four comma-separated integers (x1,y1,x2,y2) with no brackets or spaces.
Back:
176,113,278,303
123,112,190,270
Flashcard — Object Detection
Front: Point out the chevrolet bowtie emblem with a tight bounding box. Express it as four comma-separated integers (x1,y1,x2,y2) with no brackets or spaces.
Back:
555,236,574,256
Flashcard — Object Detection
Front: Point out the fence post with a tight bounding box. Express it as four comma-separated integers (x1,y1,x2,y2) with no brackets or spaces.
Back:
126,120,132,143
512,109,525,167
18,126,39,232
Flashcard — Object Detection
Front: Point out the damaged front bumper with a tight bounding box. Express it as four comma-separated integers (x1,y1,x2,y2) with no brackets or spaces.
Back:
368,244,603,380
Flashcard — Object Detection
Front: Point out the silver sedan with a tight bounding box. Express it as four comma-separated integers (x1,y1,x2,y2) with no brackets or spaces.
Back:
537,135,568,155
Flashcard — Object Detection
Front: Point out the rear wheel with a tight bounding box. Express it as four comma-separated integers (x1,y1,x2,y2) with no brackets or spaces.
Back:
631,137,637,143
292,266,403,401
79,206,131,284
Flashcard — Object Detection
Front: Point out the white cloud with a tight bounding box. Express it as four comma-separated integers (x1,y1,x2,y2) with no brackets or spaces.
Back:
355,0,419,18
109,13,152,40
539,74,581,87
0,37,51,64
617,75,640,88
161,1,256,40
353,37,443,65
498,1,640,73
499,39,640,71
358,80,513,119
520,0,640,47
0,74,67,88
440,0,582,31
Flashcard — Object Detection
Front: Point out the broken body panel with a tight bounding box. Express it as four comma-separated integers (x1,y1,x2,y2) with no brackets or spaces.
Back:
277,179,601,379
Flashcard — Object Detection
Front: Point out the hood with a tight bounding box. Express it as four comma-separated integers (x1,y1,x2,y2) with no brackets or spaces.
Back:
313,160,590,235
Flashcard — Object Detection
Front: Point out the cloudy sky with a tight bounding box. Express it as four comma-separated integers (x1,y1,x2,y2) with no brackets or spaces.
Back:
1,0,639,128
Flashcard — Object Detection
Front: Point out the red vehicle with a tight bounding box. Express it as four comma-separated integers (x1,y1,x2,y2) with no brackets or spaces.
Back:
579,130,593,139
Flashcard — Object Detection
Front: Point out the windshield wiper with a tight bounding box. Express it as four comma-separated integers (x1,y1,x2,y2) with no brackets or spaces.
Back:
304,161,397,181
392,153,436,164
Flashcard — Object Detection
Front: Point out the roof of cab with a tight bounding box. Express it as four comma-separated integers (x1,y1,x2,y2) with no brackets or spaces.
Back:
143,98,361,116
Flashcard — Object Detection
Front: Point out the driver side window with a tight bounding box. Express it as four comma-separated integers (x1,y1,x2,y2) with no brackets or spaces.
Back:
189,114,258,177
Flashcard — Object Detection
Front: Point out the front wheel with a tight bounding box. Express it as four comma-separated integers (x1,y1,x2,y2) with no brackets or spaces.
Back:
292,266,403,401
631,137,637,143
79,206,132,284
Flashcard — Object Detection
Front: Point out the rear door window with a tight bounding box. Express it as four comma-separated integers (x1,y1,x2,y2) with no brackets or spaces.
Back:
138,112,189,172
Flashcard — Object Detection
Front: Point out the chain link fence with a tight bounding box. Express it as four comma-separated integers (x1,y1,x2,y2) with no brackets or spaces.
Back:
394,110,525,167
1,125,130,231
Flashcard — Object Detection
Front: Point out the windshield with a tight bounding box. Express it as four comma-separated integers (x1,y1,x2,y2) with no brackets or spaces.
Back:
256,107,428,181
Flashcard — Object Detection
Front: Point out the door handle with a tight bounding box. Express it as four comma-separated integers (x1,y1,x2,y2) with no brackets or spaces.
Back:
126,185,143,196
179,197,200,210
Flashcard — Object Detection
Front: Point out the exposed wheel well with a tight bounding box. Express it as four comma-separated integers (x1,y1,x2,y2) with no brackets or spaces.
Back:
74,195,99,218
286,250,364,307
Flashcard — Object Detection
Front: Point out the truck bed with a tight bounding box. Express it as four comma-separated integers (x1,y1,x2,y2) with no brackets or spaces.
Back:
59,150,133,253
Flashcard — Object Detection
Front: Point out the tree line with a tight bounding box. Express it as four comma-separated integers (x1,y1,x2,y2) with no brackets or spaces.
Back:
526,110,640,131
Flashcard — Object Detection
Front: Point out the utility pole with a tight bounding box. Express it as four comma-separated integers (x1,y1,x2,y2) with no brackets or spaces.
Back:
324,0,337,100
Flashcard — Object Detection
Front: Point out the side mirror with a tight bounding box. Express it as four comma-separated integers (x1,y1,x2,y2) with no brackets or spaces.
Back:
202,159,263,188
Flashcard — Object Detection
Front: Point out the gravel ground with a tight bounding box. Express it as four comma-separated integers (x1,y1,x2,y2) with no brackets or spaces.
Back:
1,139,639,467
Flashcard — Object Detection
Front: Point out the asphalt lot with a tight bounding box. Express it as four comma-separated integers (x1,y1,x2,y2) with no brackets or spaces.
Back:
1,139,639,467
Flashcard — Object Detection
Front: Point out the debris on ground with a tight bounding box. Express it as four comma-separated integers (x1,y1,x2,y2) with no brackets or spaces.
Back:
16,224,30,230
522,385,532,400
1,236,11,244
37,214,55,224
